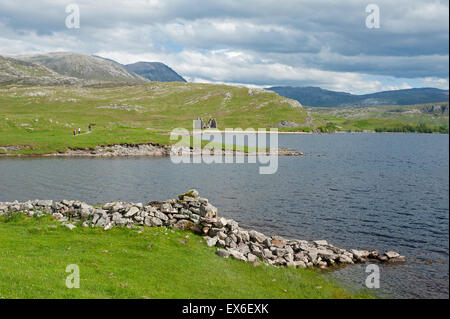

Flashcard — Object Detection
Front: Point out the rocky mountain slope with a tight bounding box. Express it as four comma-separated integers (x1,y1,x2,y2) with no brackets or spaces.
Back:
268,86,449,107
15,52,149,84
0,56,82,85
125,62,186,82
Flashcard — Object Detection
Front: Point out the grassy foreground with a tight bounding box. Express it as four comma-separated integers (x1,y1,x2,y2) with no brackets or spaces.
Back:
0,214,371,299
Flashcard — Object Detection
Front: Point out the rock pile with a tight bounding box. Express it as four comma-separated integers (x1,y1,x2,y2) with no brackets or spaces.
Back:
0,190,405,269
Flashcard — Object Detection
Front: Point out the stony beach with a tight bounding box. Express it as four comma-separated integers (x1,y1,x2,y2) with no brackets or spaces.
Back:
0,143,303,157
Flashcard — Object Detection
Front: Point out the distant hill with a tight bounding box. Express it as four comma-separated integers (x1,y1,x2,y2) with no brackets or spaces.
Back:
15,52,149,84
268,86,449,107
125,62,186,82
0,56,82,85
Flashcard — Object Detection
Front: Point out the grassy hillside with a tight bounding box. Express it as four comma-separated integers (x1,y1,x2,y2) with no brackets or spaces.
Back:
0,214,371,299
308,103,449,133
0,83,307,155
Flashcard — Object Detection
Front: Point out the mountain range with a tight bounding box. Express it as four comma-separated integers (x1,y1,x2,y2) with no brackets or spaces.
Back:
268,86,449,107
125,62,186,82
1,52,448,107
0,52,186,85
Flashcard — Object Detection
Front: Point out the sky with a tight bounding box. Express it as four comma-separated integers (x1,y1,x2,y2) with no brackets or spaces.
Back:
0,0,448,94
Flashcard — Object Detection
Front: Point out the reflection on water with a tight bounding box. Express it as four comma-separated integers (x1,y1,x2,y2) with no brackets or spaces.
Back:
0,133,448,298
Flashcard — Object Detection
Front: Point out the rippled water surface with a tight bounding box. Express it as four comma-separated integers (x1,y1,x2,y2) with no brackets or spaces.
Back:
0,133,448,298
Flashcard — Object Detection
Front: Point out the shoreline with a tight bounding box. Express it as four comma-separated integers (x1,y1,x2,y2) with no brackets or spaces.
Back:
0,189,406,270
1,131,446,158
0,143,303,158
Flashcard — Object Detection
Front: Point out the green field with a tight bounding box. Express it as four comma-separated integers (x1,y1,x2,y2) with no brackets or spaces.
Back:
1,83,447,155
0,214,372,299
0,83,307,155
308,103,449,133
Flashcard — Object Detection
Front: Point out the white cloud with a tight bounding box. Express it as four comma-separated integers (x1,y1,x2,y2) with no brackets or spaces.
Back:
96,48,424,94
422,77,450,90
0,0,448,93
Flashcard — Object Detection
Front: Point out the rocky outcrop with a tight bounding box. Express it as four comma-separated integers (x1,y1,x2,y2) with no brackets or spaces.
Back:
0,56,83,86
0,190,405,269
421,104,449,115
275,121,300,128
16,52,149,84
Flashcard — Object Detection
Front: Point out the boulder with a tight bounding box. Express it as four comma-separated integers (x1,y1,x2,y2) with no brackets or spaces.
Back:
307,248,318,262
271,239,286,248
284,253,294,263
95,215,109,228
216,239,226,248
199,203,218,218
80,208,92,219
237,243,251,255
151,217,163,226
338,255,354,264
206,236,218,247
263,249,274,259
226,220,239,231
64,224,76,230
218,231,228,241
385,251,401,259
249,230,266,244
213,217,227,228
317,249,337,261
208,228,223,237
216,249,230,258
160,203,173,214
36,200,53,207
189,207,200,215
314,240,328,246
227,249,247,262
351,249,370,259
173,219,195,230
294,260,307,268
112,212,124,224
178,189,199,200
155,211,169,222
247,253,258,263
125,206,139,217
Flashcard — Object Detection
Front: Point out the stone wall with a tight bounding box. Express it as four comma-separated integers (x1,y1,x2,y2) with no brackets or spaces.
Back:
0,190,405,269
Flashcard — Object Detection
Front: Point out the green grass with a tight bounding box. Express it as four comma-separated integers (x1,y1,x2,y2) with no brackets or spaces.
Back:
1,84,446,155
0,214,372,299
308,103,449,133
0,83,307,155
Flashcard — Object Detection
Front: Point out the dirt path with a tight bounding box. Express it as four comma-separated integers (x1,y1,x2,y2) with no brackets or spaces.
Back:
74,131,92,137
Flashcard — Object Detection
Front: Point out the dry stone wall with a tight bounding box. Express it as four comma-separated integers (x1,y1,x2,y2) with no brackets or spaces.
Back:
0,190,406,268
